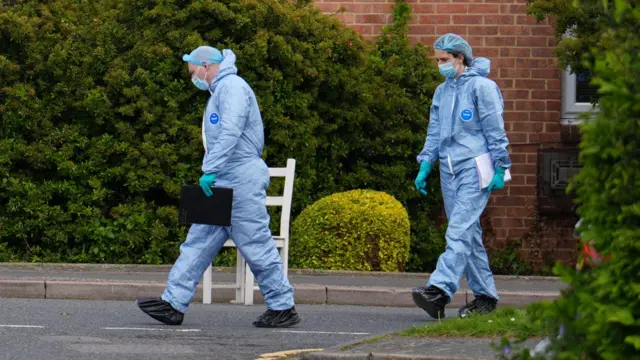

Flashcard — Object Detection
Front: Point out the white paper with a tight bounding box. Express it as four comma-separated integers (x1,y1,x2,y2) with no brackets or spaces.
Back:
475,153,512,190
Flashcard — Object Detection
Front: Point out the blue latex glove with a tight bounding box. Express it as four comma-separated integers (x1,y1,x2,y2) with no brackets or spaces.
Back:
199,173,217,197
487,167,506,192
414,161,432,196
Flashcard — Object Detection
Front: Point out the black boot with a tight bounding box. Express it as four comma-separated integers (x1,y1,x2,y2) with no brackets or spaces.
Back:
458,295,497,318
253,306,301,328
136,298,184,326
412,286,449,320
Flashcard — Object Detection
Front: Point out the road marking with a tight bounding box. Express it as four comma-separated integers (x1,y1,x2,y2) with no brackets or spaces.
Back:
276,330,370,335
70,344,196,354
256,348,324,359
0,325,45,329
102,327,201,332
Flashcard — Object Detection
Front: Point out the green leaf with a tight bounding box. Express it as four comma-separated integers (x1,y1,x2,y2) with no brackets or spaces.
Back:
624,335,640,350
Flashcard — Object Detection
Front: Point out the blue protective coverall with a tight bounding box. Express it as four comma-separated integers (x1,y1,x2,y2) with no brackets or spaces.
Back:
417,57,511,301
161,50,294,313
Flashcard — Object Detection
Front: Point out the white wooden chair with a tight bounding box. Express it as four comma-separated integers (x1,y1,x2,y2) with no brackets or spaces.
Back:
201,158,296,305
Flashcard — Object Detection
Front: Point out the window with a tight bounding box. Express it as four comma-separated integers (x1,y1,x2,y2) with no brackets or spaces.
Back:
561,68,600,125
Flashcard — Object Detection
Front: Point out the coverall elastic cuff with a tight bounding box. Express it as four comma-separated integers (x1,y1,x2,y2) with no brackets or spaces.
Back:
493,160,511,169
161,293,188,314
417,154,432,165
202,165,220,174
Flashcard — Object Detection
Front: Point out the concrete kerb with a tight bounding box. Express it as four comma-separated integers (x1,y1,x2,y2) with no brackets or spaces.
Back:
0,279,46,299
0,279,560,307
45,281,172,301
323,286,559,308
0,262,562,306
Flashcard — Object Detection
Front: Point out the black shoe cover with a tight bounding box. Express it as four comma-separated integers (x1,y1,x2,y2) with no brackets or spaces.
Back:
458,295,497,318
253,306,301,328
412,286,449,320
136,298,184,326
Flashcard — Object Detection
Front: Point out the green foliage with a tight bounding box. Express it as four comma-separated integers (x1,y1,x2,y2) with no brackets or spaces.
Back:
363,0,444,272
501,0,640,359
489,239,533,276
212,247,237,267
399,307,544,339
405,221,446,273
0,0,442,265
526,0,602,73
290,190,411,271
0,242,19,262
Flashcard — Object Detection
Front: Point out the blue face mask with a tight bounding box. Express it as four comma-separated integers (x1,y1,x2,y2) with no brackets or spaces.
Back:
191,67,210,91
439,60,459,79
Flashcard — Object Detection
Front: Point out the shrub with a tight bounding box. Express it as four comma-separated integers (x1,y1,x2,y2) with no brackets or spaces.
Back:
212,247,237,267
0,0,442,265
360,0,444,272
290,190,410,272
500,0,640,358
488,239,533,276
405,221,446,273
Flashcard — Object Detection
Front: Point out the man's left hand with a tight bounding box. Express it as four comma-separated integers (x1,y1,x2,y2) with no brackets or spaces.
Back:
199,173,217,197
487,167,506,192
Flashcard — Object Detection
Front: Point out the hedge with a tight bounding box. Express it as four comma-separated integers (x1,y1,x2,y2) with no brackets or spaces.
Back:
0,0,444,269
501,0,640,358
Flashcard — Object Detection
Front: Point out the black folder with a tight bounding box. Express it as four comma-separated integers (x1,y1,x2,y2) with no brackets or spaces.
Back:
179,185,233,226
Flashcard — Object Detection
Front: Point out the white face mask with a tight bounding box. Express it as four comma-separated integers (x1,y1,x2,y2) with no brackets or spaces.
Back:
191,67,210,91
439,58,461,79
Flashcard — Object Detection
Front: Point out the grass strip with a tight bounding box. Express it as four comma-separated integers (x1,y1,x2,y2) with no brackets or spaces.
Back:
398,307,544,339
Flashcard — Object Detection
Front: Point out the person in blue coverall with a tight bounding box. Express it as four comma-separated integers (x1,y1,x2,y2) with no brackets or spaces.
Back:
137,46,300,328
412,34,512,320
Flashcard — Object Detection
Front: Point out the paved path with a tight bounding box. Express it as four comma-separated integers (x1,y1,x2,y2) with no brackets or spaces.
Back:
302,335,541,360
0,264,566,293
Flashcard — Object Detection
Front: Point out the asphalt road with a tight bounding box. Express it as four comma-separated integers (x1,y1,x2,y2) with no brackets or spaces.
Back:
0,298,446,360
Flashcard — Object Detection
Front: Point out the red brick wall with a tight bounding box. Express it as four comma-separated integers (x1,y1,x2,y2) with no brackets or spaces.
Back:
315,0,577,269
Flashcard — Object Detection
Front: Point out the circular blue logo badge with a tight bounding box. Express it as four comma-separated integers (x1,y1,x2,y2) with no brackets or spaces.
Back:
210,113,220,125
460,109,473,122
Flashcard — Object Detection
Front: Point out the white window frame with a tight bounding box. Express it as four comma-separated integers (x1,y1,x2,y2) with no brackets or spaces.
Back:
561,67,599,126
560,27,599,126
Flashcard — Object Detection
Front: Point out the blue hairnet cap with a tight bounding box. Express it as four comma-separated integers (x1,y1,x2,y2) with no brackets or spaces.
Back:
434,33,473,63
182,46,224,66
